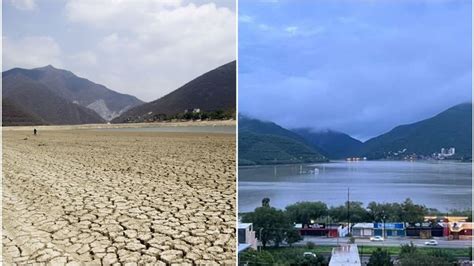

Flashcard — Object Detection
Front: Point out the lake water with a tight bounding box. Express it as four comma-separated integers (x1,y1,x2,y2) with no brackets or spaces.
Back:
238,160,472,212
93,125,235,134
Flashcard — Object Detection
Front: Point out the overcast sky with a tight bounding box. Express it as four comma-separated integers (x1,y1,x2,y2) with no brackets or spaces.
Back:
3,0,236,102
239,0,471,141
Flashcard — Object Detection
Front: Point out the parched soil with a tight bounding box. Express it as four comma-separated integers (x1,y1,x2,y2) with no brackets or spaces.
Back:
2,129,236,265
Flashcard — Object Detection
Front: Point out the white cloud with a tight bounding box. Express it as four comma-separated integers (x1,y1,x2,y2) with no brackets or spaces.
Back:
285,26,298,35
62,0,236,101
3,36,62,70
240,15,254,23
9,0,36,11
258,24,271,31
283,25,325,37
68,51,97,66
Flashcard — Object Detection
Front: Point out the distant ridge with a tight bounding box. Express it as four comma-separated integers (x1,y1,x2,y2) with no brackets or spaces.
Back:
112,61,236,123
292,128,363,159
2,74,105,125
360,103,472,159
2,98,45,126
3,65,143,121
239,115,327,165
241,103,471,162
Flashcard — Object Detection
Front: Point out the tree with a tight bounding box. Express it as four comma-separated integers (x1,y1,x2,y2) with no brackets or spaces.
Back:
238,250,275,265
262,197,270,207
241,199,298,247
428,249,456,264
398,242,454,266
367,202,403,222
399,242,417,256
367,248,393,266
285,201,328,225
401,198,427,225
329,201,370,223
294,254,328,266
286,228,302,246
398,253,452,266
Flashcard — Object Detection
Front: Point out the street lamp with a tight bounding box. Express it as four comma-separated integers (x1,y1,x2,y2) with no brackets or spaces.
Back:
382,212,387,246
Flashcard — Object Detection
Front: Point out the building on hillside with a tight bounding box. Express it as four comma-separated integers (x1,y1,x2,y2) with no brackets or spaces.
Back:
238,223,257,253
448,222,473,240
373,223,405,237
329,244,361,266
352,223,374,238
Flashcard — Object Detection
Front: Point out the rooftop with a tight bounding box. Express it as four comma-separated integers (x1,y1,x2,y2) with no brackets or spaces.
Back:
238,223,253,229
329,244,361,266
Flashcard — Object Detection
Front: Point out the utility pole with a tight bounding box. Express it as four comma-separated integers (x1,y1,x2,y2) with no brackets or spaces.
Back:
347,187,351,235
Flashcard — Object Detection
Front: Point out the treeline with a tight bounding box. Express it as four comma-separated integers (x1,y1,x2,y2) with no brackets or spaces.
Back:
368,242,467,266
140,109,235,122
240,243,470,266
241,198,471,248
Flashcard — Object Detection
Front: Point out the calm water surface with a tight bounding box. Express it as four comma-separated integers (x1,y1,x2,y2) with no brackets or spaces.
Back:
238,161,471,212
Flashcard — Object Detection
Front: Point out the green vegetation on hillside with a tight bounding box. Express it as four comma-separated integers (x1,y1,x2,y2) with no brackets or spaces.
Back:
113,61,236,123
361,103,472,160
293,128,363,159
239,132,328,165
239,116,327,165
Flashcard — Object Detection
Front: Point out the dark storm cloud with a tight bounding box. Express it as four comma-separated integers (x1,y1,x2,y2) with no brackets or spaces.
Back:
239,0,471,141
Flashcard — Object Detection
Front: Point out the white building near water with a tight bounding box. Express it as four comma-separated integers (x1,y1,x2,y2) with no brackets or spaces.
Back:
329,244,361,266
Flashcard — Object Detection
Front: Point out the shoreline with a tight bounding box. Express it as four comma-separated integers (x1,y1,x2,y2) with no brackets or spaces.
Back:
238,158,470,168
2,119,236,131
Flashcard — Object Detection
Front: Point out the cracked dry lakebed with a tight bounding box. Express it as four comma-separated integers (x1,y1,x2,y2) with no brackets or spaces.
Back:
2,126,236,265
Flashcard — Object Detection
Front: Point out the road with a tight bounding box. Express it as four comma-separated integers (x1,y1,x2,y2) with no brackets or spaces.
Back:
299,236,472,249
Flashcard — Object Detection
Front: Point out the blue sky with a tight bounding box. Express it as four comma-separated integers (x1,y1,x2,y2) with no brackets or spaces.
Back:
3,0,236,102
239,0,472,141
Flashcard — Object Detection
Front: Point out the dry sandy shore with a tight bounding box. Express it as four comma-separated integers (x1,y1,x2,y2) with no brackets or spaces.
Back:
2,125,236,265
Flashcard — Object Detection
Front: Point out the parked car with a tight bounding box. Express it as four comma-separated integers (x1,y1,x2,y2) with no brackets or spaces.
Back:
370,236,384,241
303,252,317,258
424,240,438,246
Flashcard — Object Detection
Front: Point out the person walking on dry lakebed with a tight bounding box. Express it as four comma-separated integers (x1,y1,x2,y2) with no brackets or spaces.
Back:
3,122,236,265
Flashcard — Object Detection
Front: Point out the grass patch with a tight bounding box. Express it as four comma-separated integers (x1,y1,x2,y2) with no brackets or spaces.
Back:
264,245,470,258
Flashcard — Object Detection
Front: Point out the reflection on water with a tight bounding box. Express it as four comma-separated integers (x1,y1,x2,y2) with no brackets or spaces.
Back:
93,125,235,134
238,160,472,212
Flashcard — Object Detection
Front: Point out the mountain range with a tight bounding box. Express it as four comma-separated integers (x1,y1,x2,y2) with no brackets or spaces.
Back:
239,116,328,165
2,65,143,124
240,103,472,164
360,103,471,159
292,128,363,159
112,61,236,123
2,61,236,126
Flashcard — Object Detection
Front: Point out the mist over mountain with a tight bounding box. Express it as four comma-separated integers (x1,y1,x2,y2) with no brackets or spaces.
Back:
241,103,472,163
292,128,363,159
239,116,327,165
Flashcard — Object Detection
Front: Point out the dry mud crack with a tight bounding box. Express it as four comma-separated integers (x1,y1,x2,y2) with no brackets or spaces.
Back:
2,129,236,265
